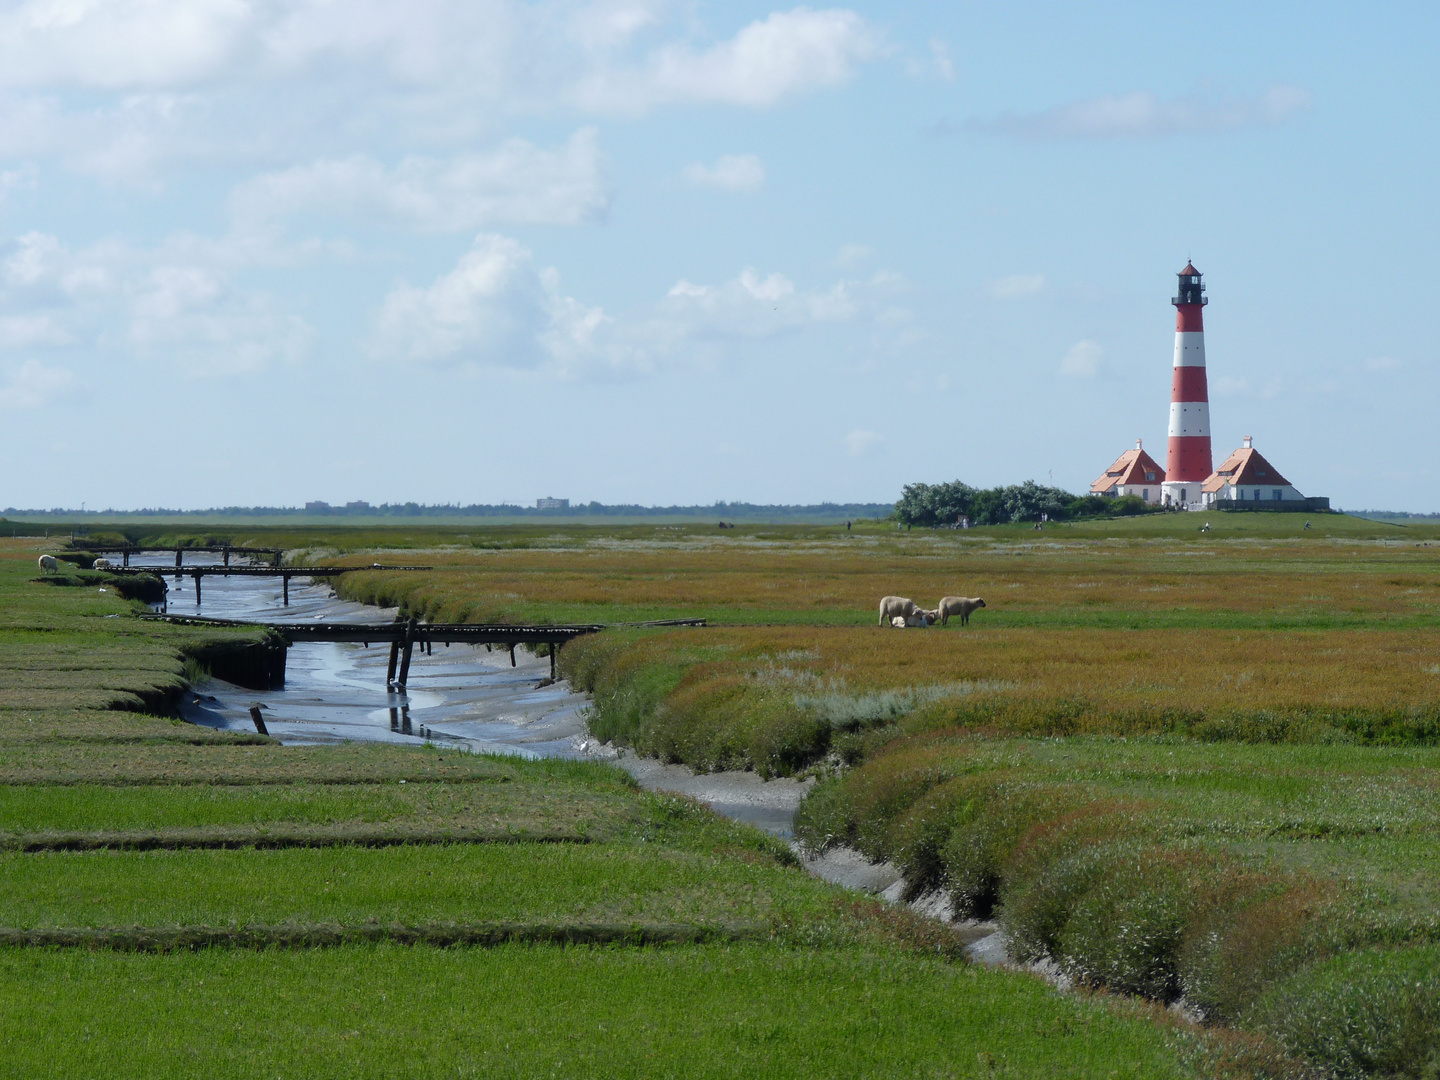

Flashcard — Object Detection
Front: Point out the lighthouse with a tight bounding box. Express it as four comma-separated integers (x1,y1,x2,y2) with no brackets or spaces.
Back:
1161,262,1212,507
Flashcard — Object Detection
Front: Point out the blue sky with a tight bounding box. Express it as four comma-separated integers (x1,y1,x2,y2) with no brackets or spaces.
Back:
0,1,1435,511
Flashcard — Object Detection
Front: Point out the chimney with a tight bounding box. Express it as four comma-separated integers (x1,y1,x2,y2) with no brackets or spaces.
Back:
1243,435,1253,449
1136,438,1143,450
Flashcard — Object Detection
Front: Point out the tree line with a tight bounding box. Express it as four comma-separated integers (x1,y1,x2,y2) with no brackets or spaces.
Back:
894,480,1160,527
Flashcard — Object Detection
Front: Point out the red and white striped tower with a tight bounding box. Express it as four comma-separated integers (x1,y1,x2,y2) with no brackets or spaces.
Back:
1161,262,1212,507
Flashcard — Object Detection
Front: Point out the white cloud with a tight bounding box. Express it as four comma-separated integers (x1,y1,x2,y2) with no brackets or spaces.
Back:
581,7,884,111
0,0,253,90
0,313,71,347
844,429,881,457
0,230,313,376
0,4,883,181
1365,355,1400,372
683,153,764,192
1060,339,1102,377
372,238,906,376
0,358,77,409
128,263,312,375
231,129,609,232
373,233,600,370
977,85,1311,139
661,267,858,337
991,273,1045,299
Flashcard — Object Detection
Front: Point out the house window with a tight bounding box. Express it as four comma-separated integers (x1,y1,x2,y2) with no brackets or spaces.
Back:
1254,489,1261,501
1143,489,1149,501
1144,471,1155,481
1273,489,1282,501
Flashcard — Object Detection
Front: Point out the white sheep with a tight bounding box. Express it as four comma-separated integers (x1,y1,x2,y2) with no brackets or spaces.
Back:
892,609,937,628
890,615,908,628
878,595,921,626
37,555,58,574
92,557,113,570
937,596,986,627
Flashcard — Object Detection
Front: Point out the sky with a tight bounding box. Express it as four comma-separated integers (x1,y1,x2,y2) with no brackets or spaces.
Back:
0,1,1436,512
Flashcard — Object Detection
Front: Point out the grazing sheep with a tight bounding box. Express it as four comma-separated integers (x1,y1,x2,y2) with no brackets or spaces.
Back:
878,595,921,626
890,616,907,628
937,596,986,627
92,557,113,570
37,555,58,574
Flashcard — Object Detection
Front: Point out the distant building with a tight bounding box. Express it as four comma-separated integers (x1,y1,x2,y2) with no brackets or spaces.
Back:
345,500,371,511
1090,439,1166,503
536,497,569,510
1200,436,1307,506
305,500,331,512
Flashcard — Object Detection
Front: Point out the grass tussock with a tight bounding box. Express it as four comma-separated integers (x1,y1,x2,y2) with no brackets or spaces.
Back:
795,734,1440,1074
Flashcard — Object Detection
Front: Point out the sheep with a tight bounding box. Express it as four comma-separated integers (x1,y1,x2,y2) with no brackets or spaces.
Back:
37,555,58,574
92,557,113,570
937,596,986,627
878,595,921,626
890,615,907,628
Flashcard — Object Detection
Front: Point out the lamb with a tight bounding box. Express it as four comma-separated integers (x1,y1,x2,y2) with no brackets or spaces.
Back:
37,555,58,574
92,557,113,570
878,595,921,626
937,596,986,626
891,610,936,628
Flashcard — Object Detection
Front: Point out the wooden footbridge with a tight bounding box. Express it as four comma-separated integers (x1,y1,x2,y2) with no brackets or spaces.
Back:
110,564,432,606
69,543,284,567
143,614,705,688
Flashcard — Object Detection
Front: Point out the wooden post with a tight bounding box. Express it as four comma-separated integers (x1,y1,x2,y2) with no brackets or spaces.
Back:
386,639,400,686
174,549,183,580
550,645,556,679
509,644,516,667
193,572,202,606
388,706,399,731
248,706,269,736
282,573,290,606
223,547,230,567
122,549,129,567
397,618,417,687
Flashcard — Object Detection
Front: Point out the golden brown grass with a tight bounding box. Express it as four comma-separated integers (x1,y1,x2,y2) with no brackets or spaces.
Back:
328,532,1440,627
561,623,1440,775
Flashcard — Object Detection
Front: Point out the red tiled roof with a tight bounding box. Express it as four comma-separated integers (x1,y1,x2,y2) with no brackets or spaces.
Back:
1091,447,1166,493
1180,261,1200,277
1201,445,1291,493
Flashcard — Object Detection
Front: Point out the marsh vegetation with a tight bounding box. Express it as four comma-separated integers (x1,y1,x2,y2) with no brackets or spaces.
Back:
0,533,1202,1078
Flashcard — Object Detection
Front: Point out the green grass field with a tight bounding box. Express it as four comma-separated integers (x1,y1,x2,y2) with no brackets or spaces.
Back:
0,532,1214,1079
0,944,1204,1080
7,515,1440,1075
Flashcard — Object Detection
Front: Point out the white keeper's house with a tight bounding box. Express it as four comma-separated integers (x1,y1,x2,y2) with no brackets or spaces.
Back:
1199,436,1306,506
1090,439,1166,503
